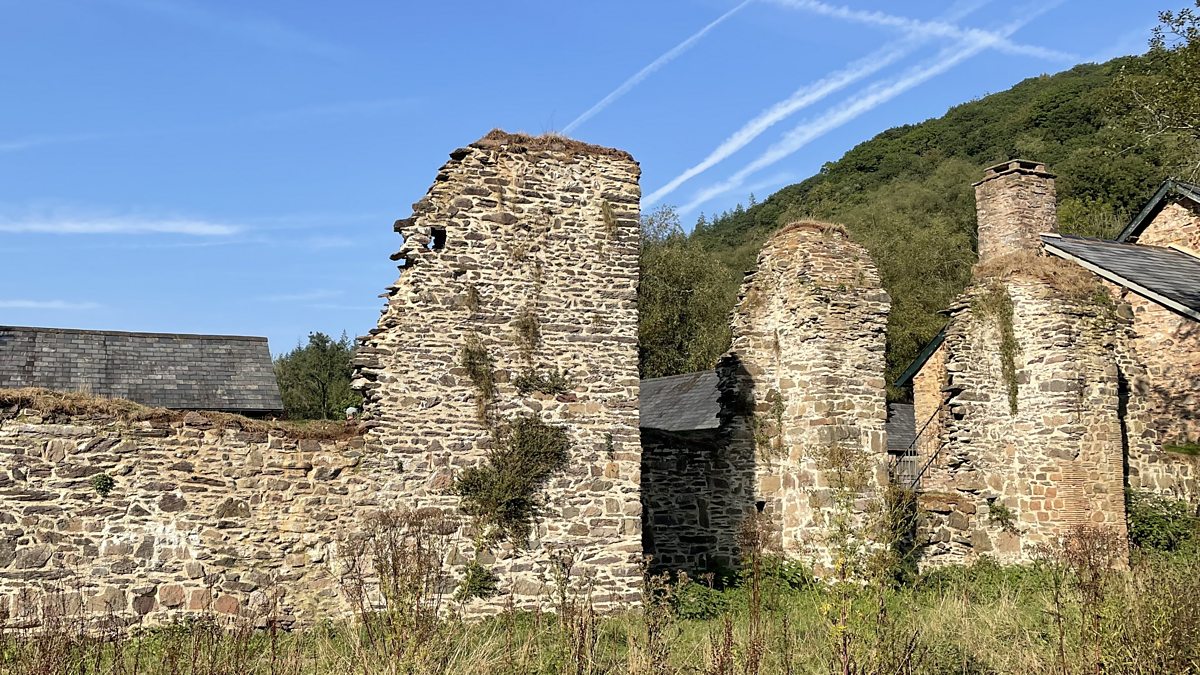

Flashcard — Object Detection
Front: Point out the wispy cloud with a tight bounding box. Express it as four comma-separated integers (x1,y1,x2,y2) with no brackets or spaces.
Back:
765,0,1074,62
0,134,104,153
257,290,341,303
679,5,1060,214
562,0,752,134
0,217,240,236
106,0,346,60
0,300,102,310
646,0,992,207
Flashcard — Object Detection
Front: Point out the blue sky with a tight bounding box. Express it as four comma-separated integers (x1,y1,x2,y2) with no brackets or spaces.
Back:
1,0,1161,353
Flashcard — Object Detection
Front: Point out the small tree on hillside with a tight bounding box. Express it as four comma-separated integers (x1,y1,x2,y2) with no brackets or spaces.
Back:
274,331,361,419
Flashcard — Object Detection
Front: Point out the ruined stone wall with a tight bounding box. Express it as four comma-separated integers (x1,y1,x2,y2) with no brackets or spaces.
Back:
919,277,1128,565
640,430,753,573
724,222,890,573
1138,200,1200,251
0,410,360,627
353,131,643,612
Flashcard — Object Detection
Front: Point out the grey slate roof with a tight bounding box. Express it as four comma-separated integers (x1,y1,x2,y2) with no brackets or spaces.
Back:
0,326,283,413
639,371,720,432
886,403,916,453
1041,235,1200,320
640,371,917,455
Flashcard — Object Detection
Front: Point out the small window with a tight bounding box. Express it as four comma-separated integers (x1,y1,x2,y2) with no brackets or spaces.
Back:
755,500,766,513
429,227,447,250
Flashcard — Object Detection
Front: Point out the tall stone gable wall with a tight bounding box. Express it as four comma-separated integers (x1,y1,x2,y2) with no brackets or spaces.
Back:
0,412,359,627
722,222,890,573
353,131,643,612
1140,200,1200,251
919,279,1128,565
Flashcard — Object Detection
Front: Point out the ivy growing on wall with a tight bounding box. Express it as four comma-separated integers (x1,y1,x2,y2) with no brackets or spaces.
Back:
460,336,495,423
513,368,574,395
973,283,1020,415
454,414,571,547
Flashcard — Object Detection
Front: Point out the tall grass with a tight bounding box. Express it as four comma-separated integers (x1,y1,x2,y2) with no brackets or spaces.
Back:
4,522,1200,674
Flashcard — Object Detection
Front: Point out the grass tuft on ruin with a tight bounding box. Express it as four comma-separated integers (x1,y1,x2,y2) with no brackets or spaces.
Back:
0,387,357,440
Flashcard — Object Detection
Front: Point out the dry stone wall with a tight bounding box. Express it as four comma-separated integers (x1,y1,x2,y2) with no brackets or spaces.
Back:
0,410,360,627
353,131,643,613
723,222,891,573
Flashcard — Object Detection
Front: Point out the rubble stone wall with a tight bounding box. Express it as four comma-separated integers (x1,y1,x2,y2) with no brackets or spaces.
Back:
353,131,643,613
911,342,948,484
919,278,1128,566
0,411,360,627
725,222,891,574
640,430,754,573
1139,200,1200,251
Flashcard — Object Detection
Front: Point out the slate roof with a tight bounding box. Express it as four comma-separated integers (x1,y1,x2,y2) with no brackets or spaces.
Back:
1117,179,1200,243
639,371,721,432
886,403,916,453
641,371,914,454
1041,235,1200,320
0,326,283,413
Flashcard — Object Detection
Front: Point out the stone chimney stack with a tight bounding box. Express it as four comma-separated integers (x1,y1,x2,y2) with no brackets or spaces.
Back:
974,159,1057,263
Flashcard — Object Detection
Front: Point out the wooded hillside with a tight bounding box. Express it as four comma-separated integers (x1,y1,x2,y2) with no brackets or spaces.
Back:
657,51,1193,396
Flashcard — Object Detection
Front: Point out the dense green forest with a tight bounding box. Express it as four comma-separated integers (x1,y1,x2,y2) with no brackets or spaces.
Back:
639,42,1200,395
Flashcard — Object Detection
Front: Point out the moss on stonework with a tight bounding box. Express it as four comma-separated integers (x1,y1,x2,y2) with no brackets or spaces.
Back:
601,200,618,239
453,414,571,547
1165,442,1200,457
459,337,495,422
972,283,1019,415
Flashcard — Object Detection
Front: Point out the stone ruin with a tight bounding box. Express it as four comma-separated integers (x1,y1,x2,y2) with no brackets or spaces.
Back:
3,133,1197,627
641,222,891,575
911,160,1200,565
352,130,645,611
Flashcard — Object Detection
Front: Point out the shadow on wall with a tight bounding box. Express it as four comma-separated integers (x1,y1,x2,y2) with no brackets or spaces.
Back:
639,355,759,577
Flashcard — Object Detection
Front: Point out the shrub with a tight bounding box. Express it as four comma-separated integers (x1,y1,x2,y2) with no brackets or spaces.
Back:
90,473,115,498
454,414,571,546
513,368,574,395
1126,488,1199,552
454,560,500,602
459,337,495,422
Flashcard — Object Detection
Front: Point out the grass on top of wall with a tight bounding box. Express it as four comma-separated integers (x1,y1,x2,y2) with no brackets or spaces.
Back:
0,387,358,440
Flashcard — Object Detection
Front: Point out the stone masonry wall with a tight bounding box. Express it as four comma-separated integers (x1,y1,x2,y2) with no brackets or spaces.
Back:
1138,200,1200,251
723,222,891,574
910,342,948,486
919,277,1128,566
640,430,753,573
0,410,360,627
974,160,1058,265
353,131,643,613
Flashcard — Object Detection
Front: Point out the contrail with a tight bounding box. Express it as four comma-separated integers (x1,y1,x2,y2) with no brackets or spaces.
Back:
678,6,1059,214
644,0,990,207
562,0,752,134
766,0,1076,62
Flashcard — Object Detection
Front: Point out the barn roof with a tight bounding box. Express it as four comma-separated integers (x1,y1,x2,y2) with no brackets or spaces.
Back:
639,370,721,432
1041,235,1200,321
0,326,283,414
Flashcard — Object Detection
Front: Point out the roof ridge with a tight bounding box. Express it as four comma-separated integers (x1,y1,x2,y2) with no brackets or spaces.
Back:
0,325,269,342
